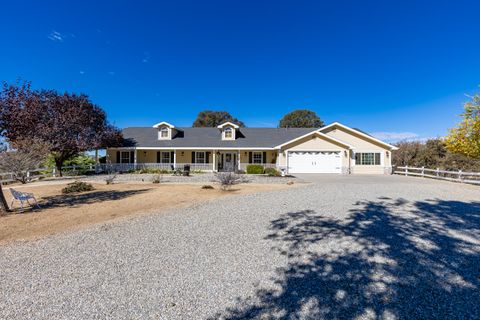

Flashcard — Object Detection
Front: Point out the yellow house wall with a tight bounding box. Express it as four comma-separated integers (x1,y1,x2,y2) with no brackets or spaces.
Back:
322,127,392,174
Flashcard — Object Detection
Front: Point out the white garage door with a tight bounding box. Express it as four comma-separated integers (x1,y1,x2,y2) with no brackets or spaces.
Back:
288,151,342,173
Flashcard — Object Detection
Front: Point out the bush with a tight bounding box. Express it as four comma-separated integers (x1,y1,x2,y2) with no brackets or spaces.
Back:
152,174,162,184
135,168,171,174
246,164,264,174
214,172,242,191
62,181,94,194
264,168,280,176
105,174,117,185
201,185,214,189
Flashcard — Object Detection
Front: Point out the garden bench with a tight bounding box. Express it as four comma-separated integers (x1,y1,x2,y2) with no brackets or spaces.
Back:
9,188,40,212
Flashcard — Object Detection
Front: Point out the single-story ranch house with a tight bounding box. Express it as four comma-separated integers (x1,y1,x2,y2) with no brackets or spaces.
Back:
106,121,398,174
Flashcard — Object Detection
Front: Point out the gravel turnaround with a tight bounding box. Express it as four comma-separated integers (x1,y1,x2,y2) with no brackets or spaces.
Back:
1,175,479,319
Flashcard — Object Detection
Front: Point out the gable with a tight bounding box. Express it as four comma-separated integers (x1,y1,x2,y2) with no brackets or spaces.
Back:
281,132,351,151
322,126,389,151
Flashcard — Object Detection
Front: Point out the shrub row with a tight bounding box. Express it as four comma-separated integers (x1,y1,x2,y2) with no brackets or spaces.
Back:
246,165,280,176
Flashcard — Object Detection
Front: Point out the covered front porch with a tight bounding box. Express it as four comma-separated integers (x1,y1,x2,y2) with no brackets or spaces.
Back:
106,148,279,172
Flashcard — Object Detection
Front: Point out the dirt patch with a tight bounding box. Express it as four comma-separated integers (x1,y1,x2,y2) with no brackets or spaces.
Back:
0,181,291,245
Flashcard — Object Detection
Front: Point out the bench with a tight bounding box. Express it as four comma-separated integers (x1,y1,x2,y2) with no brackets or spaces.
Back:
9,188,40,212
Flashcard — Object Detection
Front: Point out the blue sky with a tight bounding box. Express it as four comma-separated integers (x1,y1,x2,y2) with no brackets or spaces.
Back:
1,0,479,142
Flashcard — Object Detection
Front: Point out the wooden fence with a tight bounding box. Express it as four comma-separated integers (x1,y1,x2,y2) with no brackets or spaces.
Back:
393,166,480,185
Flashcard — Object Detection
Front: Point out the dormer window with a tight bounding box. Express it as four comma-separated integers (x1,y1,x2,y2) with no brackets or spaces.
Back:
160,127,169,138
217,121,239,140
152,121,176,140
224,127,233,139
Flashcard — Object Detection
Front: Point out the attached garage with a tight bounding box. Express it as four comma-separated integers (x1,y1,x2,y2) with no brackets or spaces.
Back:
288,151,342,173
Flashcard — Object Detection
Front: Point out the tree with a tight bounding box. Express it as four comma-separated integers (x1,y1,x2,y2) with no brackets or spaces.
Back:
192,111,245,127
279,109,324,128
392,138,480,171
445,93,480,158
392,140,424,166
0,139,50,184
0,142,9,214
0,82,124,176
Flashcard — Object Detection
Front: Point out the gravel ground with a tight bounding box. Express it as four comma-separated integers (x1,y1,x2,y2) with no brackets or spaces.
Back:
83,173,302,184
1,175,479,319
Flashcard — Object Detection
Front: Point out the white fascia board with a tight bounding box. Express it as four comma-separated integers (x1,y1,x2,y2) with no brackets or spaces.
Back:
320,122,399,150
217,121,240,129
152,121,175,128
274,130,354,149
108,147,276,150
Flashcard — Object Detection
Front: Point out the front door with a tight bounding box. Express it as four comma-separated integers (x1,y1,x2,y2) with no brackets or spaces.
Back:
222,152,236,172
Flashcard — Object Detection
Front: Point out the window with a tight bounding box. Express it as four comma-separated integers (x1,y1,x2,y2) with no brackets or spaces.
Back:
224,127,233,139
161,152,170,163
253,152,263,164
160,127,169,138
121,151,131,163
355,152,381,165
196,151,206,163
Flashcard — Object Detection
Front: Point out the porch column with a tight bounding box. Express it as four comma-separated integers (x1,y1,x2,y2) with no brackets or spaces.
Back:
173,150,177,169
212,150,216,172
134,149,138,170
237,150,241,171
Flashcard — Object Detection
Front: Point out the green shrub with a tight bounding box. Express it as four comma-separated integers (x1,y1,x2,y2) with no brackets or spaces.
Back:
201,185,214,189
246,164,264,174
264,168,280,176
134,168,171,174
62,181,94,194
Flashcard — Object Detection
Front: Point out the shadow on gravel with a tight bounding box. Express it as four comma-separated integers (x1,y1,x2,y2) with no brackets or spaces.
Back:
212,198,480,319
41,189,149,209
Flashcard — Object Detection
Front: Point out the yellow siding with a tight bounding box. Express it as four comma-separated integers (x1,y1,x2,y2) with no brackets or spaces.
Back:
322,126,393,172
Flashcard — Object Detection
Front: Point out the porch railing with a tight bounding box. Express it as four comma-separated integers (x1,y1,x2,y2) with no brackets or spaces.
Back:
99,163,214,172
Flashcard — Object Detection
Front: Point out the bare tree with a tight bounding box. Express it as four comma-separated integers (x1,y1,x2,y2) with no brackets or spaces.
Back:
0,139,50,184
0,143,9,214
214,172,243,191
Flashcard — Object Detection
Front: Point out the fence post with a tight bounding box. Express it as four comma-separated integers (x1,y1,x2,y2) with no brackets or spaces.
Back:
26,170,30,182
436,167,439,177
52,167,56,177
458,170,463,182
421,166,425,178
404,165,408,176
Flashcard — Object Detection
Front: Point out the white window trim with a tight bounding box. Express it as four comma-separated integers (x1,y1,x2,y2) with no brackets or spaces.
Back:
354,152,382,166
253,151,263,164
121,151,130,164
222,126,236,140
224,127,233,139
158,126,171,140
161,151,171,163
195,151,207,164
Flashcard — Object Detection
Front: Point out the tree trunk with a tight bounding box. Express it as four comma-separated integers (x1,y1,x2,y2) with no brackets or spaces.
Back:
0,183,10,215
54,158,63,177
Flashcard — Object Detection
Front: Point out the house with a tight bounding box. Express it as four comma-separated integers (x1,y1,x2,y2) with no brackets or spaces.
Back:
106,121,398,174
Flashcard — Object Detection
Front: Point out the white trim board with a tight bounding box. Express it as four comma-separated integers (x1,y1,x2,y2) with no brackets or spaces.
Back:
275,131,354,149
320,122,399,151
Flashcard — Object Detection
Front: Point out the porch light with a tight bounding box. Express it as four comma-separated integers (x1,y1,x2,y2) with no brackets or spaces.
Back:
386,151,390,157
143,151,147,156
181,151,184,156
216,151,220,156
344,150,347,156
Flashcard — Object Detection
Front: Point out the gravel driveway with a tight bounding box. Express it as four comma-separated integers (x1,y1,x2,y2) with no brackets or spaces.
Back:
1,175,479,319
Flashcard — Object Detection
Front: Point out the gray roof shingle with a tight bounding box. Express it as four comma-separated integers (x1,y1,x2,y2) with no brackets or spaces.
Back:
122,127,317,148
